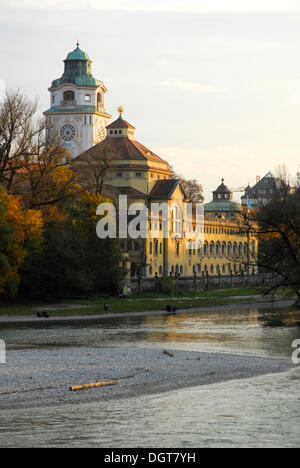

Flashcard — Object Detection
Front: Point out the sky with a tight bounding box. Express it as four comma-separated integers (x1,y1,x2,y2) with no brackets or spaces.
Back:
1,0,300,201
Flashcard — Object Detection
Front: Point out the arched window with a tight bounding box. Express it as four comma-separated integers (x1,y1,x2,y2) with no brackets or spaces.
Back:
149,266,153,276
210,264,214,274
63,90,75,103
222,264,226,274
180,265,183,275
233,242,237,257
97,93,102,103
203,242,208,255
244,243,248,257
197,242,202,256
210,242,214,255
159,266,163,276
222,242,226,256
216,242,220,256
238,243,243,257
175,265,179,275
227,242,232,256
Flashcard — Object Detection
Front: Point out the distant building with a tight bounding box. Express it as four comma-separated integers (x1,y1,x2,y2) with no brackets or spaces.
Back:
241,172,280,209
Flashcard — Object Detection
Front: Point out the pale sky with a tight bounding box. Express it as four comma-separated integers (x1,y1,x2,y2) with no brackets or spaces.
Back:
1,0,300,201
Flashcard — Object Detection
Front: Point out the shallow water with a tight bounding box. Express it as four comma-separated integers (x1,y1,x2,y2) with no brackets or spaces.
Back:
1,305,300,358
0,369,299,448
0,304,299,448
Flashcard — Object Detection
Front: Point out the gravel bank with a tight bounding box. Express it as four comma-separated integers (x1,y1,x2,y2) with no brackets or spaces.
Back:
0,347,291,411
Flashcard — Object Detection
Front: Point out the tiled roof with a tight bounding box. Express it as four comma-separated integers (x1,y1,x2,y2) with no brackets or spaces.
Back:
74,137,169,164
106,117,135,130
114,186,147,198
149,179,183,199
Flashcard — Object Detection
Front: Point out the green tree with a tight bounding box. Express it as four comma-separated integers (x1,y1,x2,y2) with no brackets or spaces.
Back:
20,191,124,298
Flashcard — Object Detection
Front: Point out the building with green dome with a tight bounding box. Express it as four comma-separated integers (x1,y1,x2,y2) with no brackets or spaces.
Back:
44,43,111,159
204,179,242,219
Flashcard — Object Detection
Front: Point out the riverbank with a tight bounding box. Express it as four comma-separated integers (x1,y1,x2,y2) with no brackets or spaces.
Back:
0,286,296,319
0,299,295,325
0,347,292,411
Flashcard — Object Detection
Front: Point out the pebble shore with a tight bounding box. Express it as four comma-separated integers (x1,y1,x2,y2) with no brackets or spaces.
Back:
0,347,292,410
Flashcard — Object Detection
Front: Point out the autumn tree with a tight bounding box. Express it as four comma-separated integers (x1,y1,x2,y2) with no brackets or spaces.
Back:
0,185,43,297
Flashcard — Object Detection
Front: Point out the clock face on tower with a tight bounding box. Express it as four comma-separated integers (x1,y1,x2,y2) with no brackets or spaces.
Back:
60,124,76,141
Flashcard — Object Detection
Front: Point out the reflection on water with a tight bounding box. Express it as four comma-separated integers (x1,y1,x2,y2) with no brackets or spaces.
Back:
0,368,299,448
1,305,300,358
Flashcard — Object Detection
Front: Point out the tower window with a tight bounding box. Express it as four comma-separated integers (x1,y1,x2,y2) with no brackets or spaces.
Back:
52,95,55,104
110,130,113,135
63,90,75,102
84,94,91,102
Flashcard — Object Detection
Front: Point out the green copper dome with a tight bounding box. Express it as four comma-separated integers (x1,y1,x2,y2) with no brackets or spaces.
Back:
204,200,241,213
65,46,91,61
50,43,104,89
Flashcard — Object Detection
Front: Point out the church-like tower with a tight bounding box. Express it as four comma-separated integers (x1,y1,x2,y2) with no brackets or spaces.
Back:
44,42,111,159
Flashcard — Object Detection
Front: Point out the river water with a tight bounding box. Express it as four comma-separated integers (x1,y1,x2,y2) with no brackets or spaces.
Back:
0,304,299,448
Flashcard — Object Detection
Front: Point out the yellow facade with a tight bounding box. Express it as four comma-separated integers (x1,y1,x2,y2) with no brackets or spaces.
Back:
74,113,258,279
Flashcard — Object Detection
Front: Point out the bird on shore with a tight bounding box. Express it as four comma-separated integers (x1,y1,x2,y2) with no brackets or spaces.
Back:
104,304,110,311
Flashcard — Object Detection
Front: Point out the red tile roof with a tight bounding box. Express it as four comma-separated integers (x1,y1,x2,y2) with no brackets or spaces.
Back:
106,117,135,130
74,137,169,164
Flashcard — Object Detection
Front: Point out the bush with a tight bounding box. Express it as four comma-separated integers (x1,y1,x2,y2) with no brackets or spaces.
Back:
159,277,175,295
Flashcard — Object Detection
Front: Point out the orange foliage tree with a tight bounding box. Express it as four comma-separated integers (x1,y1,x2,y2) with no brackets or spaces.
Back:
0,185,43,297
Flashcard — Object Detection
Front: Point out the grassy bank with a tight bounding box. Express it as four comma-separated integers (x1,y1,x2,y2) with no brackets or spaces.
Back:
0,286,296,318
